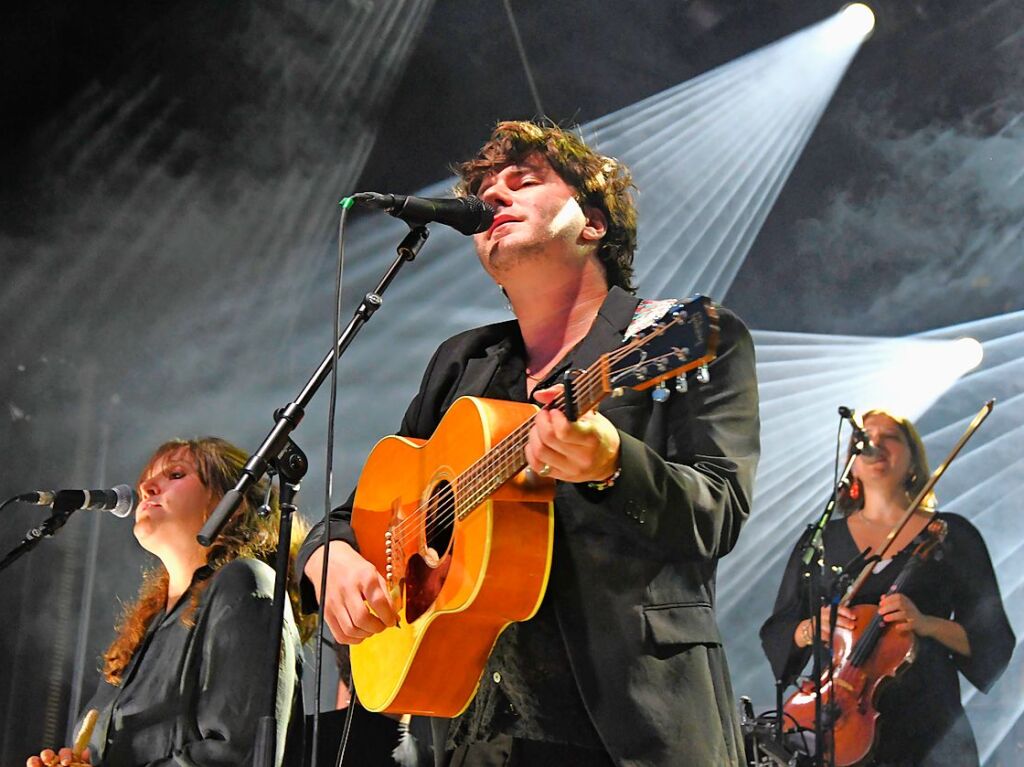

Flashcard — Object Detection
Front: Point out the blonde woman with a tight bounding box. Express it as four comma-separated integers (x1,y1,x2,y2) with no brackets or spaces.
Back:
760,411,1014,766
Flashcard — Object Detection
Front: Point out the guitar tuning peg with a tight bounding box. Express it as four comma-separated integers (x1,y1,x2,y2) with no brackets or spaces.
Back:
696,364,710,384
675,376,688,394
652,381,670,403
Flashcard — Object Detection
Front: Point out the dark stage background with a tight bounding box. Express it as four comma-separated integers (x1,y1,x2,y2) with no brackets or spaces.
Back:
2,1,1022,764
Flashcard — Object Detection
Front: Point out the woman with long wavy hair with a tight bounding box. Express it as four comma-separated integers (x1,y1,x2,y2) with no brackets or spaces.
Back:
27,437,314,767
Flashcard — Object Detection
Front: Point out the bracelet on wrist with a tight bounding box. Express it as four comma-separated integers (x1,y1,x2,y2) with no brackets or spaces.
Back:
586,466,622,491
800,620,814,648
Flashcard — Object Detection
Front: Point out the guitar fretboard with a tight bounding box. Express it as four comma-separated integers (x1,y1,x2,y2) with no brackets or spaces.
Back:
453,357,611,519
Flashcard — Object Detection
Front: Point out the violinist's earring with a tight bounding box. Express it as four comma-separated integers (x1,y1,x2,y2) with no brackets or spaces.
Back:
499,285,512,312
904,472,918,491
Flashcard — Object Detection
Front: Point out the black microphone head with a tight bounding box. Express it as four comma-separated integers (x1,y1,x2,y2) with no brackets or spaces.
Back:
394,194,494,235
352,192,494,235
859,439,880,459
451,196,495,235
852,428,880,460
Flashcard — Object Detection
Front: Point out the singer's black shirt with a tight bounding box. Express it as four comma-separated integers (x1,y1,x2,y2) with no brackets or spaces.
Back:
441,343,603,751
760,513,1014,766
78,559,304,767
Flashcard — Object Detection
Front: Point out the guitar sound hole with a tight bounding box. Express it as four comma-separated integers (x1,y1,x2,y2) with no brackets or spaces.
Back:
425,480,455,560
405,480,456,623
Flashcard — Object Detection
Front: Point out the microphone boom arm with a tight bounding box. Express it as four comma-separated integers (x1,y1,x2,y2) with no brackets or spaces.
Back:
198,224,430,547
0,494,84,574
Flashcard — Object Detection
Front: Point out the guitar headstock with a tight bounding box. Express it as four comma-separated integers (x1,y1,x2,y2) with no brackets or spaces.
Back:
605,295,720,393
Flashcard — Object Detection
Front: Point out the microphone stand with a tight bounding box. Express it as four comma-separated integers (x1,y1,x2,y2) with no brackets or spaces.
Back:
196,223,430,767
797,439,865,767
0,495,83,573
197,223,429,548
253,438,308,767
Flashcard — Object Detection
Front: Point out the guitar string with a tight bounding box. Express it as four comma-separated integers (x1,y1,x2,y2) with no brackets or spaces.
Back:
387,320,678,549
398,351,693,552
387,315,698,551
389,359,603,552
386,327,648,550
385,309,700,551
392,340,695,552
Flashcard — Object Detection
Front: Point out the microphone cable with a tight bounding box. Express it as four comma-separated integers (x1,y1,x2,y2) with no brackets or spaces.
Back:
311,196,356,767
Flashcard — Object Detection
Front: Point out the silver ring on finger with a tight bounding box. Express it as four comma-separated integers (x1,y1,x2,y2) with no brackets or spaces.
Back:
538,463,552,477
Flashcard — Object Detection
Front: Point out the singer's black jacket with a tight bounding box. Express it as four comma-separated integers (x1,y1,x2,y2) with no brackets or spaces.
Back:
298,286,761,767
78,559,304,766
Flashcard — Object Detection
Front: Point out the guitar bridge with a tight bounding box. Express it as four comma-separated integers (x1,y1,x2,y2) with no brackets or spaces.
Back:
384,527,407,591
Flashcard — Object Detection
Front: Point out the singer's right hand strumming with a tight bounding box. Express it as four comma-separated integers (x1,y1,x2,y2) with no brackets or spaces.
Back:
304,542,398,644
26,747,91,767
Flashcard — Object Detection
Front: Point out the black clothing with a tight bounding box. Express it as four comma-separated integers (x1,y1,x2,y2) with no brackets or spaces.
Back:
447,735,617,767
299,286,762,767
444,340,601,750
760,513,1014,766
81,559,304,767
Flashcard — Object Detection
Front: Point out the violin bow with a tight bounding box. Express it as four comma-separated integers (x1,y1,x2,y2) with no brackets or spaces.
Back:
842,399,995,606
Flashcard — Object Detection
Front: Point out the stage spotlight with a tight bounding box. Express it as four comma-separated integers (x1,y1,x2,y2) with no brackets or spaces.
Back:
841,3,876,39
866,336,984,415
818,3,876,51
950,336,985,373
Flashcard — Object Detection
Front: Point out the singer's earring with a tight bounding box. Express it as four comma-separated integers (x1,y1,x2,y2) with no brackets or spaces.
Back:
499,286,512,312
849,478,861,501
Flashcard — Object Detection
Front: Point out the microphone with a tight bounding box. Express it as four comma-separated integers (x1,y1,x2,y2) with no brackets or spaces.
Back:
837,406,879,458
18,485,137,518
352,193,495,235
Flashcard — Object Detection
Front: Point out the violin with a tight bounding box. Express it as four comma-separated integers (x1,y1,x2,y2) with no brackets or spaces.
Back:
783,518,948,767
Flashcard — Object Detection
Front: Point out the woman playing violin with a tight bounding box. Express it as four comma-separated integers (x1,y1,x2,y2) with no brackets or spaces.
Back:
760,410,1014,765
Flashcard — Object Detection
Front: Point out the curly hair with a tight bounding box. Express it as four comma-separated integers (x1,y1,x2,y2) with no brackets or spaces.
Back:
837,410,936,515
455,120,638,293
102,437,316,684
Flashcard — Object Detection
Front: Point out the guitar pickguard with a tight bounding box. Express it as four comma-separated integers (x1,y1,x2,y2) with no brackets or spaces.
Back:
405,549,452,623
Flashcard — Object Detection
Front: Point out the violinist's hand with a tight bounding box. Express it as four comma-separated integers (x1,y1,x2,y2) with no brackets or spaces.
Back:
880,594,972,654
27,747,91,767
304,542,398,645
879,593,927,635
818,605,857,640
794,606,857,648
526,386,620,484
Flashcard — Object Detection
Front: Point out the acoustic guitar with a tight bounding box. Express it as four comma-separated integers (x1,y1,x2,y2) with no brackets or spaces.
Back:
350,295,720,716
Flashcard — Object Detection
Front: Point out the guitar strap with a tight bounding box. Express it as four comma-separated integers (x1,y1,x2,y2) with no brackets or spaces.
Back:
625,298,679,340
626,298,684,456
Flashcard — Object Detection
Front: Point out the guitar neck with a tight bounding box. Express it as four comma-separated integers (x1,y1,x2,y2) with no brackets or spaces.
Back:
451,295,717,520
454,358,611,520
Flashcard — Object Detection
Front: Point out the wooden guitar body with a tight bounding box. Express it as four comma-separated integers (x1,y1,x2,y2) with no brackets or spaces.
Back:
350,395,555,716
